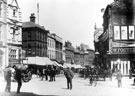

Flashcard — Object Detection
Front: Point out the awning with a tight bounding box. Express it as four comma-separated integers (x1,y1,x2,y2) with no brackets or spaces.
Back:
63,63,72,68
53,61,62,67
23,56,54,66
71,64,85,69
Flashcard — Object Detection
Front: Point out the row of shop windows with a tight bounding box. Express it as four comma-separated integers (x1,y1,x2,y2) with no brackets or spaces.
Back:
114,26,135,40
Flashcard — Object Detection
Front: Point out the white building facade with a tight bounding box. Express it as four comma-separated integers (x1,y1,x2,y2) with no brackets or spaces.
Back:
0,0,8,70
47,33,56,60
7,0,22,65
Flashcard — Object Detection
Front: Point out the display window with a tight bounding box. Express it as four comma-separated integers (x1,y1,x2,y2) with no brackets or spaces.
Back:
121,26,128,40
114,26,120,40
129,26,135,39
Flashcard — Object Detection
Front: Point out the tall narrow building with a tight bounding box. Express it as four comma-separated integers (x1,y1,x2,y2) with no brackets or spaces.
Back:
7,0,22,65
0,0,8,69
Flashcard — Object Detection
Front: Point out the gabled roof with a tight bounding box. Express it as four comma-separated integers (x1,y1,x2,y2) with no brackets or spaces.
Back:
22,22,45,30
8,0,19,8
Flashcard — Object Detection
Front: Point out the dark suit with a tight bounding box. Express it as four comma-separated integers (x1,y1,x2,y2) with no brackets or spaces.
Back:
15,68,23,93
64,68,74,89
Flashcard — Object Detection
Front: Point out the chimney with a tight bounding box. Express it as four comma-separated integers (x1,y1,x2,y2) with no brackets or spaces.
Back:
30,13,36,23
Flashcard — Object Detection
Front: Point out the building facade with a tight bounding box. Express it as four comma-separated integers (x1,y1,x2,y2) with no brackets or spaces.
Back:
51,33,63,63
47,32,56,60
7,0,22,65
22,13,48,57
95,0,135,75
64,41,95,66
64,41,74,64
0,0,8,69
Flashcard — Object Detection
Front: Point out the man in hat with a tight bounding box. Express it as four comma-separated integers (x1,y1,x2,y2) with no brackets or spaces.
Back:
4,65,12,92
14,65,24,93
63,67,74,90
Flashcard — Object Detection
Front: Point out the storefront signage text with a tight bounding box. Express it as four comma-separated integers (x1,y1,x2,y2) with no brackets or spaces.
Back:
112,47,135,54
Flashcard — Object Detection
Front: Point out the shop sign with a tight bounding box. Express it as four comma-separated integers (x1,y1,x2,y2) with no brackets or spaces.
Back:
112,47,135,54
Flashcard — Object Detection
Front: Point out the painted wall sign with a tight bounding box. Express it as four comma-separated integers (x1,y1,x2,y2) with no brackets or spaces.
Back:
112,47,135,54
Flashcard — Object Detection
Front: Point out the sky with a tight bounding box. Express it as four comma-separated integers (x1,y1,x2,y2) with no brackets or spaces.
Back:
17,0,114,49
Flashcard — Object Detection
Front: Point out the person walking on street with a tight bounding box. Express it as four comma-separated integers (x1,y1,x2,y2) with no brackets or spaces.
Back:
129,68,132,79
14,65,23,93
116,70,122,88
4,65,12,92
64,67,74,90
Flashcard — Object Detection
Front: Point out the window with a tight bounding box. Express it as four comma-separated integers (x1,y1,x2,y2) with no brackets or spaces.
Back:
114,26,135,40
129,26,135,39
114,26,120,40
121,26,127,40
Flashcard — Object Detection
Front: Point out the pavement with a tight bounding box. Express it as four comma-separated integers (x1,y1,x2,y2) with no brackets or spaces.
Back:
0,74,135,96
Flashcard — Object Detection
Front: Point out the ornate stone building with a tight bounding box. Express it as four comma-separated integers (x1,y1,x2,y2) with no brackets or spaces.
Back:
7,0,22,65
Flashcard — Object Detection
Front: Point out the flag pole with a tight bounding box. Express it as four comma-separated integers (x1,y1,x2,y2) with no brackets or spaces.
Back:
37,2,39,24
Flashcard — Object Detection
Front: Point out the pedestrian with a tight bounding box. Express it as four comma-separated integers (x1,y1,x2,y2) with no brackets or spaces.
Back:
52,66,56,81
116,70,122,88
63,67,74,90
129,68,132,79
4,65,12,92
44,68,48,80
14,65,23,93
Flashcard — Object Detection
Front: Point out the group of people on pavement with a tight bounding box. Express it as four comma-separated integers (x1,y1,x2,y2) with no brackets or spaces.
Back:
3,62,125,94
37,65,57,82
36,65,74,90
82,66,123,88
4,64,24,93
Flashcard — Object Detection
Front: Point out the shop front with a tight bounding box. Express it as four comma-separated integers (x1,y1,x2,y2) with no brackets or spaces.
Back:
109,47,135,76
110,58,130,75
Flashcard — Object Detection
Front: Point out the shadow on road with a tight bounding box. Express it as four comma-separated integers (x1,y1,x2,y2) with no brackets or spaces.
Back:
1,91,59,96
61,88,68,90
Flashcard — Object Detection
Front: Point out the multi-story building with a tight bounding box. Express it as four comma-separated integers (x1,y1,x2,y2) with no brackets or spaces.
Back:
74,47,81,65
51,33,63,64
22,13,48,57
7,0,22,65
64,41,95,66
64,41,74,64
95,0,135,75
83,49,95,66
0,0,8,69
47,32,56,60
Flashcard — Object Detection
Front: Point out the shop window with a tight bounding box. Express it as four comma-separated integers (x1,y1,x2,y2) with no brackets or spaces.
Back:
114,25,135,40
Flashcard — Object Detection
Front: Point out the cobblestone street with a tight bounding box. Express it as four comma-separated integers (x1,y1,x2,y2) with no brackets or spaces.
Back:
0,74,135,96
